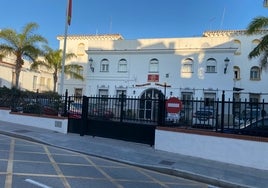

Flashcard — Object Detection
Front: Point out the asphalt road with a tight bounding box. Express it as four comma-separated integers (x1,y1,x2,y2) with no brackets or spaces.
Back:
0,134,211,188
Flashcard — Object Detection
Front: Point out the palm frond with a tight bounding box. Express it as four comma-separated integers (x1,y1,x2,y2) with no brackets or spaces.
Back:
246,16,268,34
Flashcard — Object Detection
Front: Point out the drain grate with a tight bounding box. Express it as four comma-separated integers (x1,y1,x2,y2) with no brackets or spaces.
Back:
13,129,32,133
159,160,175,166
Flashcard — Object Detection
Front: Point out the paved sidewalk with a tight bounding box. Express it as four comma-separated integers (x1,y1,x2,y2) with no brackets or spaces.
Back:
0,120,267,188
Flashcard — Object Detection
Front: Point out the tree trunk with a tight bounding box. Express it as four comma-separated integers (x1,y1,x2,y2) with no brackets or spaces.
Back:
53,72,58,93
14,59,22,89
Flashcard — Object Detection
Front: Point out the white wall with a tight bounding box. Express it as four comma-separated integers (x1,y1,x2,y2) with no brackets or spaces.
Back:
155,129,268,170
0,109,68,134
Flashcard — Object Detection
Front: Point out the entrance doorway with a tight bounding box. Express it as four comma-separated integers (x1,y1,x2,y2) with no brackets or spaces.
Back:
139,88,164,121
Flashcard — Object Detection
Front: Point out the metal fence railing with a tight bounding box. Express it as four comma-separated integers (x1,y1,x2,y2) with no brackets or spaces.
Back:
1,88,268,138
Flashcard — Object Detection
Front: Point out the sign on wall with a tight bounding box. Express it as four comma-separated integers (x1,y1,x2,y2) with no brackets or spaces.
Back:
147,74,159,82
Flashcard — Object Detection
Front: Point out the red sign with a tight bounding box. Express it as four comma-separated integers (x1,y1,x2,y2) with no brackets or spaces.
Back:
147,74,159,82
166,97,182,113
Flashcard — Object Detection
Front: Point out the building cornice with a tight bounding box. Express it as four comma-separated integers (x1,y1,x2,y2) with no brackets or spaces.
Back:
57,34,124,41
0,60,15,69
203,29,268,37
86,47,237,55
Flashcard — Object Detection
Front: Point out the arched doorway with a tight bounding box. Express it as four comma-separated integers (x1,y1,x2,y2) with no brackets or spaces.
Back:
139,88,164,121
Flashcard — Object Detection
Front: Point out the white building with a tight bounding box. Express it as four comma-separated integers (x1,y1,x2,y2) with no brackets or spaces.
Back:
58,30,268,102
0,56,53,92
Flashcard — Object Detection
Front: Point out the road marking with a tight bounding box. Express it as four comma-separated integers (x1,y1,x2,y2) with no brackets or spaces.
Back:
25,179,52,188
44,146,71,188
5,138,15,188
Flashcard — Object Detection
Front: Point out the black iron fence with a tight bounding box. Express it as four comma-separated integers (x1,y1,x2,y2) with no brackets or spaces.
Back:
1,88,268,138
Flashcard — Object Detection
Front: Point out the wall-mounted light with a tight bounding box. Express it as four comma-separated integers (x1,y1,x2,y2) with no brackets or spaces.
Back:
224,57,230,74
170,91,173,96
133,90,136,95
89,57,94,72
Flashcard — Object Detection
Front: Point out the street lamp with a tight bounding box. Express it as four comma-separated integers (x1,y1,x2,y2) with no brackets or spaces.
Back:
89,58,94,72
224,57,230,74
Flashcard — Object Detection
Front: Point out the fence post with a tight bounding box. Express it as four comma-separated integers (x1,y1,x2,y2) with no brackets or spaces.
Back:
120,93,125,123
158,96,165,126
80,96,89,136
221,90,225,133
63,89,68,116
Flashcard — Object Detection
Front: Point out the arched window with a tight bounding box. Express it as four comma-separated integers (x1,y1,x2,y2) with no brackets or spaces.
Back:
100,59,109,72
70,66,83,79
251,39,260,50
250,66,261,80
181,58,193,73
234,39,241,55
118,59,127,72
206,58,217,73
233,66,240,80
77,43,85,56
149,58,159,73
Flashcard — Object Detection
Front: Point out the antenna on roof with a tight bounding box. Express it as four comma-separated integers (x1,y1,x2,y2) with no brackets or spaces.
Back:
220,7,226,29
109,16,113,34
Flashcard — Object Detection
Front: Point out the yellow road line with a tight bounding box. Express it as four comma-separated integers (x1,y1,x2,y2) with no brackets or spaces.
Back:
4,138,15,188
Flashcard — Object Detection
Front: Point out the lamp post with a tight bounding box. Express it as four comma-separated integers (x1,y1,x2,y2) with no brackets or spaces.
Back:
224,57,230,74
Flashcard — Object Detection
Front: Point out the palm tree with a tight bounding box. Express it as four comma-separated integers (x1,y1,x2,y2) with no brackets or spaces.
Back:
0,22,47,89
246,16,268,69
31,46,84,92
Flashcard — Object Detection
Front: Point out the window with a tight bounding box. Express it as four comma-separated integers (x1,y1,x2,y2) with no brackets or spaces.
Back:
181,92,193,107
249,93,260,104
100,59,109,72
116,89,126,97
69,65,84,79
204,92,216,107
234,39,241,55
206,58,217,73
99,89,108,97
250,66,260,80
149,58,159,73
77,43,85,56
40,77,45,87
47,78,51,90
181,58,193,73
251,39,260,50
33,76,37,90
118,59,127,72
233,66,240,80
99,89,109,102
116,90,126,103
74,88,83,96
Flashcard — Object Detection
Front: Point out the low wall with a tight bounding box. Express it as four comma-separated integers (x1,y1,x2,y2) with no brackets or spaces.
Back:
155,127,268,170
0,109,68,134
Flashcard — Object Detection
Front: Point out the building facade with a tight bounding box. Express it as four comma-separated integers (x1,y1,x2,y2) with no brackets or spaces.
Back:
0,55,53,92
58,30,268,102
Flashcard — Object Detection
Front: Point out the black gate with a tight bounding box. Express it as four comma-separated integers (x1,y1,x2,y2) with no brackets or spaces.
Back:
67,95,164,146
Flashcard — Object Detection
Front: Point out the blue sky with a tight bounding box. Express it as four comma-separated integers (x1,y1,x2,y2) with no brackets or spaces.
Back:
0,0,267,49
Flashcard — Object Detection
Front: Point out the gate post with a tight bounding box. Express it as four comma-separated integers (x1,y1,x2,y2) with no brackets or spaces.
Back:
158,96,165,126
63,89,68,117
80,96,89,136
221,90,225,133
120,93,125,123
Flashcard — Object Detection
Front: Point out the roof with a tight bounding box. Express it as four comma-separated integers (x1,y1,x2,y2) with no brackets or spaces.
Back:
203,29,268,37
57,34,124,41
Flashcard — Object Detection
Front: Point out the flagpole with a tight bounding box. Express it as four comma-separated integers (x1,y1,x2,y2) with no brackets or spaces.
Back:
60,0,70,95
